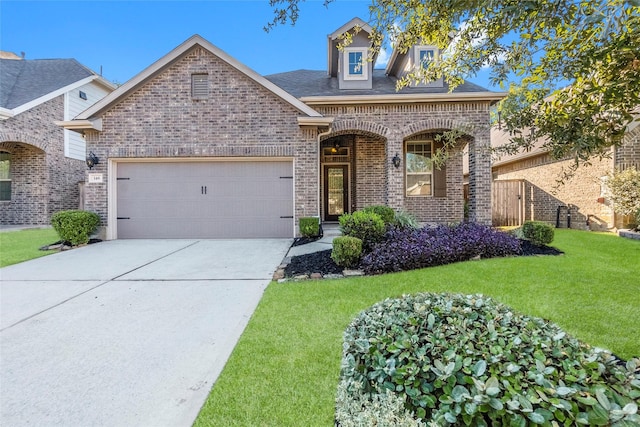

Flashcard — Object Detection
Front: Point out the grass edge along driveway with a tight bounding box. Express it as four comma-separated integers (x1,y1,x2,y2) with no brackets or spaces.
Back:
0,228,58,267
195,229,640,427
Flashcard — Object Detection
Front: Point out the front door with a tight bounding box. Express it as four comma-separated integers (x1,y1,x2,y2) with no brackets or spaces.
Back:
324,165,349,222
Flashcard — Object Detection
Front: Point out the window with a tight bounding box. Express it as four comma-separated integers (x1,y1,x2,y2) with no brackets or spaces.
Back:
0,152,11,201
406,141,433,196
343,48,368,80
191,73,209,98
417,48,435,67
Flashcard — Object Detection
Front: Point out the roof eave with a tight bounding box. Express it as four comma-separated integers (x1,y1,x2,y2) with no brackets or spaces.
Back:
56,118,103,132
297,116,334,127
301,91,508,105
0,107,14,120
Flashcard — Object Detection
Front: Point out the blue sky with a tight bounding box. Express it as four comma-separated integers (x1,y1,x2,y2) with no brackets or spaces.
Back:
1,0,496,89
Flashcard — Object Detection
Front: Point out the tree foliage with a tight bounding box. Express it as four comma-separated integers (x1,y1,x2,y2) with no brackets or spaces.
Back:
607,167,640,219
267,0,640,166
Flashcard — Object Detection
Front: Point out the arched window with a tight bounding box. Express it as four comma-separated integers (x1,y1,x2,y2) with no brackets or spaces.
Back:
0,152,11,201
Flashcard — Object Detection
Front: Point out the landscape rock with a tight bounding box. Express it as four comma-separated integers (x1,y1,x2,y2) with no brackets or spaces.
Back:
343,269,364,277
310,273,323,279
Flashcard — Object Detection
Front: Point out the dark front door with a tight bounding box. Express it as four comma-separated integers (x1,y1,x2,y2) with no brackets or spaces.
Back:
324,165,349,222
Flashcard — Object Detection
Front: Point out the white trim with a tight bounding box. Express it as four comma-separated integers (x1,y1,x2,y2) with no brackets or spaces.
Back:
297,116,334,126
301,91,507,105
0,107,14,120
343,47,369,81
77,35,322,121
55,118,102,132
405,140,434,197
328,17,373,40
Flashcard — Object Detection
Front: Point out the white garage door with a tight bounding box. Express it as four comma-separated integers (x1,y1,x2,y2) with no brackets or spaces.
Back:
116,160,294,239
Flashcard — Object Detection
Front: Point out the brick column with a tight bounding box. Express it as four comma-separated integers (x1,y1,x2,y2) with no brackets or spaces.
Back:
386,132,404,210
468,127,492,225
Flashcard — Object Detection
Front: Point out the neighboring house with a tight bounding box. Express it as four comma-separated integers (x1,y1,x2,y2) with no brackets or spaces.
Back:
60,18,504,239
0,53,115,225
490,123,640,230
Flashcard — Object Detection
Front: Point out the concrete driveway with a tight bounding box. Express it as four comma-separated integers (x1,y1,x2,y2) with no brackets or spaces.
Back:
0,239,290,427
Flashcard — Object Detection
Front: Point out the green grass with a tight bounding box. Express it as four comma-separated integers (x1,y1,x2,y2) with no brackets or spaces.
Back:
0,228,59,267
195,230,640,427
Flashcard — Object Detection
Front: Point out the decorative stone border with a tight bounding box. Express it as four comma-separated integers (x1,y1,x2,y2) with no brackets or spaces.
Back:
619,229,640,240
272,257,364,282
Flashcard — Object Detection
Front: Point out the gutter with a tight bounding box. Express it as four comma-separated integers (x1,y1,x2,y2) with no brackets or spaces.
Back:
300,91,507,105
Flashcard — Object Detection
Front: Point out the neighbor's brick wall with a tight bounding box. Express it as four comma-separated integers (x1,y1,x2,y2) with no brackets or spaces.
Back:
84,46,319,234
314,102,491,224
493,153,614,230
0,96,85,224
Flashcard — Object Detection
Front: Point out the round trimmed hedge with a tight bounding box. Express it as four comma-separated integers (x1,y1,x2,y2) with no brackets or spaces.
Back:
337,293,640,426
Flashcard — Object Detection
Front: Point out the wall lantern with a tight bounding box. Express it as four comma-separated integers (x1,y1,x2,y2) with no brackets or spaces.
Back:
392,153,401,168
86,152,99,170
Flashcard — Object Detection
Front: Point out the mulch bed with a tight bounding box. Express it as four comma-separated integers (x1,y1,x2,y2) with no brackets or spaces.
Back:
284,239,563,278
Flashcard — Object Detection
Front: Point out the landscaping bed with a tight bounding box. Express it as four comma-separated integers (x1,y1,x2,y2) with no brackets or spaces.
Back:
284,238,563,279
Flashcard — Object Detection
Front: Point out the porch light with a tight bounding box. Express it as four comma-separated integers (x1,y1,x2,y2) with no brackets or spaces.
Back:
392,153,401,168
86,152,99,170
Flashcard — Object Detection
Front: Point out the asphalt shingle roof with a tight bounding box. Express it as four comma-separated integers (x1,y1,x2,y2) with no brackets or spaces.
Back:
0,58,95,109
264,69,490,98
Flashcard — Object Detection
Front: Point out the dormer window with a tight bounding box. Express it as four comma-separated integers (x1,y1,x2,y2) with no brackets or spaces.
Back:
415,46,437,70
343,47,368,80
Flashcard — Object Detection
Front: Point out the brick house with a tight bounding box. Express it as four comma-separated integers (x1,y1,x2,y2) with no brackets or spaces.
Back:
62,19,504,239
0,54,115,225
491,123,640,230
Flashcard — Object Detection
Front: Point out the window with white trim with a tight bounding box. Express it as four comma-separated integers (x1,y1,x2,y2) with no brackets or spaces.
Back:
0,152,11,201
406,141,433,196
343,48,368,80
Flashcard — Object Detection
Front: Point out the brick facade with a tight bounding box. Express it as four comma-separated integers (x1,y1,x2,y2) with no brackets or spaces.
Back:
314,103,492,224
84,46,320,234
82,44,494,237
0,96,85,224
493,154,614,230
492,125,640,230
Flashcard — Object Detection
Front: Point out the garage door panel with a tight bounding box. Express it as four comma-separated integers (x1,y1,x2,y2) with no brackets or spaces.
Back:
116,161,294,239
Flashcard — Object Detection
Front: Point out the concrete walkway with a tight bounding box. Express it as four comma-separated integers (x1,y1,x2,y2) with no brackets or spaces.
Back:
0,239,290,427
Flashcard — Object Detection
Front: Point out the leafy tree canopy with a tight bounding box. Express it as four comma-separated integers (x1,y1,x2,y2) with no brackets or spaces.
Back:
267,0,640,167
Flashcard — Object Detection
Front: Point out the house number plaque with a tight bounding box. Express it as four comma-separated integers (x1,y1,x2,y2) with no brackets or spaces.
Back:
88,173,103,184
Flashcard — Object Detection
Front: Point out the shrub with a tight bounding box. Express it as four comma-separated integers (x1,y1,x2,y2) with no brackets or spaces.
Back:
299,217,320,237
362,205,396,226
522,220,555,246
393,210,420,230
338,293,640,426
361,223,521,275
607,168,640,220
50,210,100,246
335,380,426,427
338,211,385,251
331,236,362,268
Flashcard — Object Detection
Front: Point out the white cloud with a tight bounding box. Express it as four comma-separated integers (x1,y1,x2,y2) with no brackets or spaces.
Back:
375,47,390,69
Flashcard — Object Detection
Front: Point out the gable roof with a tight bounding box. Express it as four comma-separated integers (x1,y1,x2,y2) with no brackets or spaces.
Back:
76,34,322,122
0,58,113,116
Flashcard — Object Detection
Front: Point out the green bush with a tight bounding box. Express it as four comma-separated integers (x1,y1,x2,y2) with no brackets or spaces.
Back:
393,210,420,230
299,217,320,237
50,210,100,246
331,236,362,268
522,220,555,245
338,293,640,426
362,205,396,226
338,211,385,251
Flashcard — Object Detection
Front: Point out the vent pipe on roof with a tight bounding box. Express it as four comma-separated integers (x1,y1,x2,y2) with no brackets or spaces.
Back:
20,51,25,59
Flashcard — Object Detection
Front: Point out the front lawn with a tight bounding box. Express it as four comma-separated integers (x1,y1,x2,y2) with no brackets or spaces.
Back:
194,229,640,426
0,228,58,267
